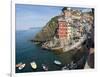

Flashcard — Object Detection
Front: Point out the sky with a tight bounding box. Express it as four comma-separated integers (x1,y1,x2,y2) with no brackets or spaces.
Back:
16,4,92,30
16,4,62,30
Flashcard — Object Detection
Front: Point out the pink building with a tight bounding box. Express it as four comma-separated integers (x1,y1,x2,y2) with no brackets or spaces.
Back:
57,21,68,39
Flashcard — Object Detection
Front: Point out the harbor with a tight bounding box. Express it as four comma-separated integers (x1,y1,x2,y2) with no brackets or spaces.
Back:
16,29,63,73
16,28,89,73
15,5,94,73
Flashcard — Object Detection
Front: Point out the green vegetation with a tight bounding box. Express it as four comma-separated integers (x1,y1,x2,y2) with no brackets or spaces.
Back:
33,16,59,44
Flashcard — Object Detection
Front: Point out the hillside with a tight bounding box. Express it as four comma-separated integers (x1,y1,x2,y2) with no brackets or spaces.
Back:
32,16,59,44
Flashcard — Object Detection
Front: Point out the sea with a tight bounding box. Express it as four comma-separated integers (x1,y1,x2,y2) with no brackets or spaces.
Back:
16,28,62,73
16,27,88,73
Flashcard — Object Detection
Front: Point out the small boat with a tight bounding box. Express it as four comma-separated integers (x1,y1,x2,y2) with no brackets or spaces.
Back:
30,61,37,69
16,62,22,68
42,64,48,71
69,61,77,69
62,66,69,70
18,63,26,70
54,60,62,65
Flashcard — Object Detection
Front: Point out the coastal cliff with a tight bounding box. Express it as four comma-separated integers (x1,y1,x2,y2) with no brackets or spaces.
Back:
32,16,59,44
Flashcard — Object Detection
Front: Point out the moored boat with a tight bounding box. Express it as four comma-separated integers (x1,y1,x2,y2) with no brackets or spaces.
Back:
54,60,62,65
30,61,37,69
18,63,26,70
42,64,48,71
16,62,22,68
61,65,68,70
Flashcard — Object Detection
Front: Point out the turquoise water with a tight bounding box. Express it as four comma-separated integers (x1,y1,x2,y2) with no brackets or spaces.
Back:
16,28,62,73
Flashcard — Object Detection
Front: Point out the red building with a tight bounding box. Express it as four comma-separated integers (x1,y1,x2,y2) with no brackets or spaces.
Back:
57,17,72,47
57,20,68,39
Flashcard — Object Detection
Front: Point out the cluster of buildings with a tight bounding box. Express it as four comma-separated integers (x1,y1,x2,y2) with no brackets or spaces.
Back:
57,7,93,48
41,7,94,69
42,7,94,53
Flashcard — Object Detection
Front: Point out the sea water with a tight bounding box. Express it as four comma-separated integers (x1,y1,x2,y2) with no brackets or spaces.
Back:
16,28,61,73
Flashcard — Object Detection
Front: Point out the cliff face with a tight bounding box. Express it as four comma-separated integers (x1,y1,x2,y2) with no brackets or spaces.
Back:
33,16,59,44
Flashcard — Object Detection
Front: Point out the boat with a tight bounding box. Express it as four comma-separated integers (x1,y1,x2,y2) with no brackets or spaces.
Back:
62,65,69,70
30,61,37,69
54,60,62,65
16,62,22,68
18,63,26,70
42,64,48,71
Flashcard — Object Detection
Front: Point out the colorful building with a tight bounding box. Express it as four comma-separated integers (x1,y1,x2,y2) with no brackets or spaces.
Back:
57,17,72,47
57,21,67,39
